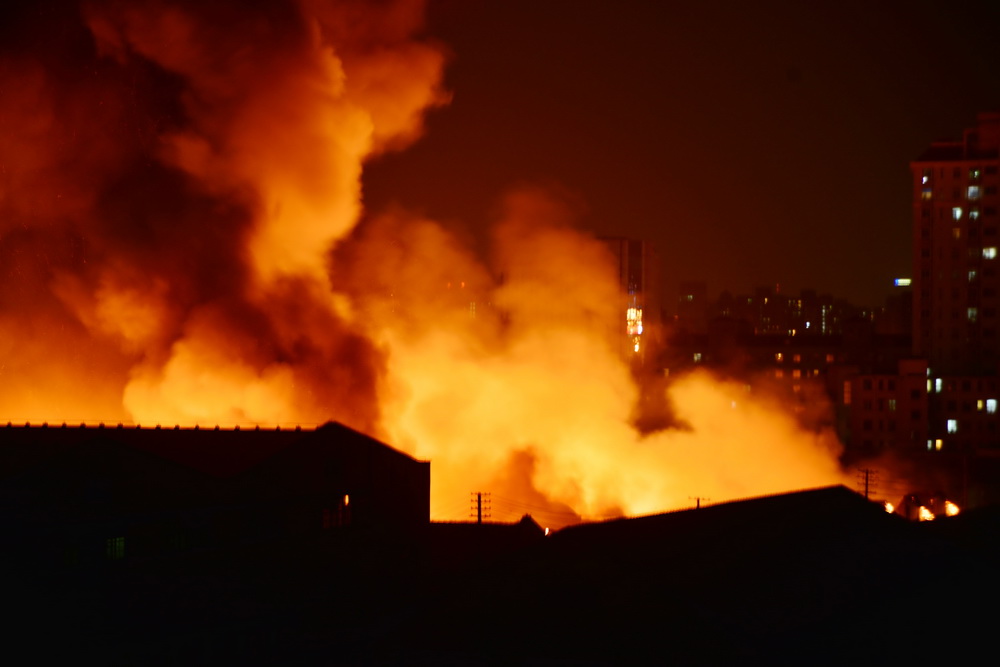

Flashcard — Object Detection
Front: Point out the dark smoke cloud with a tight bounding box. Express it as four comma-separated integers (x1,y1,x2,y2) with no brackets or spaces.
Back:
0,0,446,431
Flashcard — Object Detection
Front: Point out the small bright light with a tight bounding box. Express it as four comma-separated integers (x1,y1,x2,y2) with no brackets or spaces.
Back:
544,527,550,536
894,278,912,286
935,439,943,451
947,419,958,434
884,501,895,514
988,399,997,414
944,501,960,517
918,506,935,521
343,494,350,506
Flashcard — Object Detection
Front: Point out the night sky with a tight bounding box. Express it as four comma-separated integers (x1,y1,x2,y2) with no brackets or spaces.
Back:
363,0,1000,311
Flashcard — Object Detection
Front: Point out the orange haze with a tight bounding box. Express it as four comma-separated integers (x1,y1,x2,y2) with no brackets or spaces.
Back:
0,0,849,527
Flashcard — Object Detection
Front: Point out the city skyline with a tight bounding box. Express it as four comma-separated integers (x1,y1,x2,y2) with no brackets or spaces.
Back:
363,0,1000,308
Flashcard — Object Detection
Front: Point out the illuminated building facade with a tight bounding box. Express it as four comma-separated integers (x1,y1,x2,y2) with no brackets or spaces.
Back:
910,113,1000,457
601,237,656,361
911,112,1000,375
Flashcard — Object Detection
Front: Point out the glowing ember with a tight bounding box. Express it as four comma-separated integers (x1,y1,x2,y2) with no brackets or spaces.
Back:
944,500,960,517
0,0,851,527
918,506,935,522
884,501,895,514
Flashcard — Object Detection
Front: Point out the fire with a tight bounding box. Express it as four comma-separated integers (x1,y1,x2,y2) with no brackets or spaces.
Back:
0,0,851,528
918,506,935,522
884,501,895,514
944,500,959,517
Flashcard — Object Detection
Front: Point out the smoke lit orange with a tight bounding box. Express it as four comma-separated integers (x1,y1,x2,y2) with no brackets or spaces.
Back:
0,0,849,528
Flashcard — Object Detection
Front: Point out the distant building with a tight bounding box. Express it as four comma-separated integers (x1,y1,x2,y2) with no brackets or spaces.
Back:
602,237,659,362
911,111,1000,375
910,112,1000,458
676,280,708,334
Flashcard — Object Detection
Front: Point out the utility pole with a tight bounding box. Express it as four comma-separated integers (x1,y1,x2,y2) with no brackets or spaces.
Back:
857,468,878,499
690,496,710,509
470,491,491,524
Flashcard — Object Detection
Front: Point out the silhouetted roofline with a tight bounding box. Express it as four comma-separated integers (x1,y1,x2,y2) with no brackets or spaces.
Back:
0,420,426,477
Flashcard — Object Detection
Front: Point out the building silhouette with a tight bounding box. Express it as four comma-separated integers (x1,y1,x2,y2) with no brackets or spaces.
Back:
0,421,429,568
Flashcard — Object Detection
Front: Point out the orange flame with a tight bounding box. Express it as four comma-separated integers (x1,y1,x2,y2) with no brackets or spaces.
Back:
0,0,850,527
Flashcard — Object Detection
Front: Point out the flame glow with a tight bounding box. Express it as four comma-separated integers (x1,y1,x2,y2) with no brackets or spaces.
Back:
0,0,850,527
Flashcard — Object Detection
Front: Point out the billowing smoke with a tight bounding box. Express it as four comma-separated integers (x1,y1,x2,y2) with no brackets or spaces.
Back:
335,189,849,524
1,0,447,434
0,0,849,526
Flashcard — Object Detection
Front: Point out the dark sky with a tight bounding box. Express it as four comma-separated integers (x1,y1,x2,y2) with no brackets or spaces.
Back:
363,0,1000,311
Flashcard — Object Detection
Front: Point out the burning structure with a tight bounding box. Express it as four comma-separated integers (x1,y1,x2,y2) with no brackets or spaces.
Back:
0,0,851,526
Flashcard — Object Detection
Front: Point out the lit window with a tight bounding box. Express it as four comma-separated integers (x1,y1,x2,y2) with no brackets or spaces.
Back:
970,208,981,221
953,207,964,220
969,307,979,322
936,439,943,451
953,227,962,240
970,167,982,180
985,248,998,260
988,399,998,414
792,369,801,379
977,400,984,411
775,353,783,363
888,399,897,412
947,419,958,434
106,537,125,560
935,378,943,393
693,352,702,363
921,188,933,200
970,270,979,281
927,379,932,393
626,307,643,335
968,186,981,200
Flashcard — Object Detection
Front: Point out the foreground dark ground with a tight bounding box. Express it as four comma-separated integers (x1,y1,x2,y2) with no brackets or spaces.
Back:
7,486,998,665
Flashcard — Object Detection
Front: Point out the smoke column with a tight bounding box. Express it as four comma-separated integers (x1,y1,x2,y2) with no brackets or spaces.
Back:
0,0,849,526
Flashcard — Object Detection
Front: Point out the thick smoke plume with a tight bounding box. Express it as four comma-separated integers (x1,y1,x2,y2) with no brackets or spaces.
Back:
336,189,849,524
1,0,447,434
0,0,849,526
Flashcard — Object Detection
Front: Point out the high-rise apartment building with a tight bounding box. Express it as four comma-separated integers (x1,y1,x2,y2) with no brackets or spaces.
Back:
911,113,1000,459
911,112,1000,376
